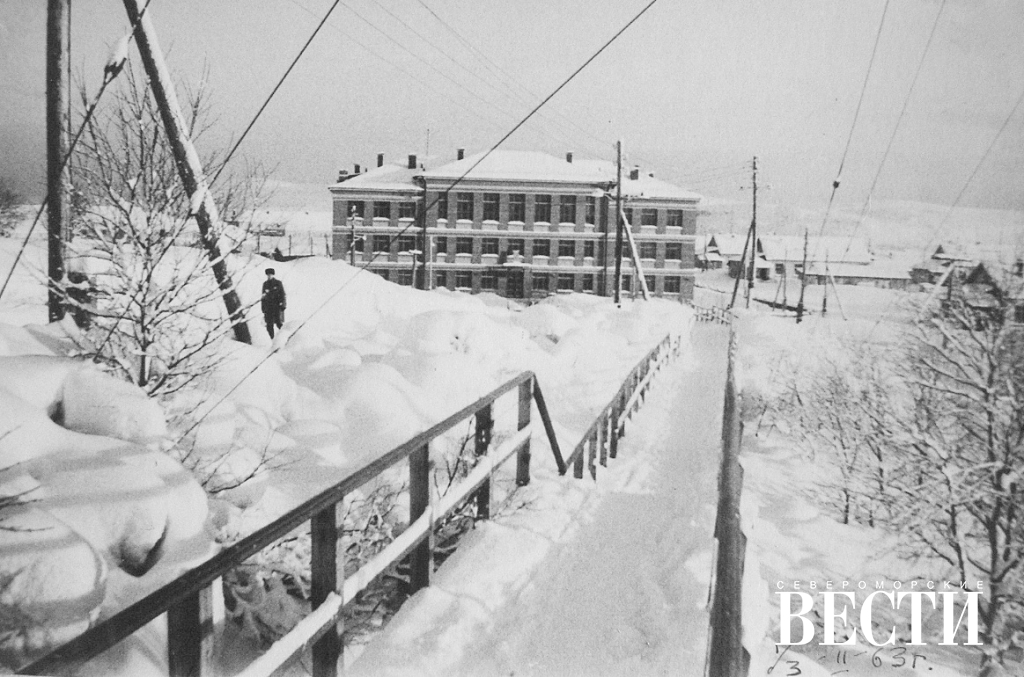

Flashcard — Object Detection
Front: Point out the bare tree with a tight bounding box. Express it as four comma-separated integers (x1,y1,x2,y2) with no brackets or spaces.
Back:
0,178,21,238
67,65,268,402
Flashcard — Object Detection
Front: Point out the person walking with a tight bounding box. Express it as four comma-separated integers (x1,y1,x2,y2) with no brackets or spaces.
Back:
261,268,286,338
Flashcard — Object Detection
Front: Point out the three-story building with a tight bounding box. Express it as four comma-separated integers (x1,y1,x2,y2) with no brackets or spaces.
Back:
329,149,700,301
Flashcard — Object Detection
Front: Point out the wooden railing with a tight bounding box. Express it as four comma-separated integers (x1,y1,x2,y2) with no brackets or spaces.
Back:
693,303,732,325
19,372,560,677
560,333,682,480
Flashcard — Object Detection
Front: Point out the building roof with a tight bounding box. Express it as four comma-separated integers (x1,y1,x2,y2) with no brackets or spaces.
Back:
329,163,420,192
422,150,610,185
758,235,872,265
708,233,748,258
804,261,910,280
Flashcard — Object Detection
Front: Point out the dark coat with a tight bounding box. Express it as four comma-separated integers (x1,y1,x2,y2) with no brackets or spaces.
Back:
261,278,286,317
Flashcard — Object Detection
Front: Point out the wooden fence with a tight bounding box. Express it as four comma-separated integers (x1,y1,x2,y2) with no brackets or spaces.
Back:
560,333,682,480
705,327,749,676
20,332,685,677
20,372,558,677
693,303,732,325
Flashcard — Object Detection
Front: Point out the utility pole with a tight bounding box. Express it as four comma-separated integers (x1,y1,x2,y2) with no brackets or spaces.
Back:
122,0,251,344
613,140,624,306
745,156,757,308
728,219,753,310
46,0,70,322
418,181,428,290
821,254,829,316
796,228,809,323
348,205,357,266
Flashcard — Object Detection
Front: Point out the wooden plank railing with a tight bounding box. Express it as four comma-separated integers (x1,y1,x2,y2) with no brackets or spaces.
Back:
19,371,560,677
561,332,682,480
693,303,732,325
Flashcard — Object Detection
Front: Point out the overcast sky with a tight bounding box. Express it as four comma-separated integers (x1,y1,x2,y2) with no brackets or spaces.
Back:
2,0,1023,215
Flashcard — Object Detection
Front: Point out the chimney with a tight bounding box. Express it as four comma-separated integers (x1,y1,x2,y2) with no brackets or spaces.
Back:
629,165,639,180
566,152,573,164
648,172,655,178
354,163,361,174
336,169,349,182
408,154,417,169
457,148,465,160
377,153,384,167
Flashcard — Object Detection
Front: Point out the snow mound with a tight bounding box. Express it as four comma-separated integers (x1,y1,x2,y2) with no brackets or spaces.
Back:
62,368,168,442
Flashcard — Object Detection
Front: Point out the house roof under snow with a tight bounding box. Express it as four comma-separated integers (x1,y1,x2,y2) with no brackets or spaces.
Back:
422,151,611,185
758,235,872,265
329,163,421,192
709,233,748,258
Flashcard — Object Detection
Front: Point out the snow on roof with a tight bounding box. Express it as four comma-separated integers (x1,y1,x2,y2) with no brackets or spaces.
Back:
422,150,611,185
708,233,747,258
619,174,702,201
804,261,910,279
758,235,872,265
329,163,420,192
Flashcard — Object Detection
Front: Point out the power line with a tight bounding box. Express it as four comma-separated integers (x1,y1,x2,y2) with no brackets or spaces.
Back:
209,0,344,189
841,0,948,261
0,0,153,304
174,0,662,444
815,0,892,242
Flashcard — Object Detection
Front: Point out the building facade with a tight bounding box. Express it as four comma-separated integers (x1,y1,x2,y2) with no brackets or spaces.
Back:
329,150,700,301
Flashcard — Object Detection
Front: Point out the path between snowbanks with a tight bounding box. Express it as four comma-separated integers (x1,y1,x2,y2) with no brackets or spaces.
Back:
348,324,729,677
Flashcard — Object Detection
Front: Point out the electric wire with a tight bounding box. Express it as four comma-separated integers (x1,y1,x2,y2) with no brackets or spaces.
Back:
840,0,948,262
0,0,155,304
173,0,662,444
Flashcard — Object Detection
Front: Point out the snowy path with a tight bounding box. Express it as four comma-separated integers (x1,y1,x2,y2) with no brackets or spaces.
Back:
349,324,729,677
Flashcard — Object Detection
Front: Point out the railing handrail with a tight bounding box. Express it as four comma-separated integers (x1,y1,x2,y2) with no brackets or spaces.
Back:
20,370,546,677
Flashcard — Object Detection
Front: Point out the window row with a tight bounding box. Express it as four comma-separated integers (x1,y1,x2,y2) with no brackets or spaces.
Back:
356,236,685,260
436,193,599,224
375,268,685,296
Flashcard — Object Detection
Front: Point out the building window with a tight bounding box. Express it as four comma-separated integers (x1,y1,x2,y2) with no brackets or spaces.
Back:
641,208,657,227
645,275,656,291
623,207,634,226
455,271,472,288
621,275,632,292
457,192,474,220
437,193,449,219
455,237,473,254
533,239,551,257
397,235,417,252
396,270,413,286
348,201,365,218
435,236,448,255
372,235,391,253
399,202,417,219
482,238,499,255
558,239,575,257
534,194,552,223
374,201,391,219
533,273,550,291
667,209,683,228
481,272,498,290
559,196,576,224
581,274,594,292
583,240,596,258
664,276,681,293
639,242,657,259
352,235,364,252
665,242,682,260
483,193,500,221
775,263,786,275
557,273,575,291
507,238,525,255
585,196,596,224
509,194,526,222
435,272,448,289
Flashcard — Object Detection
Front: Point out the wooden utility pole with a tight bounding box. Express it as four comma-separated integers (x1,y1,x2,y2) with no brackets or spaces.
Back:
821,254,829,316
122,0,251,344
728,219,754,310
46,0,71,322
613,140,624,306
796,229,809,323
745,157,757,308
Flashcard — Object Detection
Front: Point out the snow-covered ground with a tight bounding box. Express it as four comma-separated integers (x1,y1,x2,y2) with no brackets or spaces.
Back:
0,215,697,674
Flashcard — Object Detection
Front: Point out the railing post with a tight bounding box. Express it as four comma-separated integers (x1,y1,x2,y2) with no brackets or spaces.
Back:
610,389,623,459
311,504,341,677
598,412,608,467
167,586,214,677
573,445,585,479
516,379,532,487
474,404,493,520
587,430,598,480
409,444,432,592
